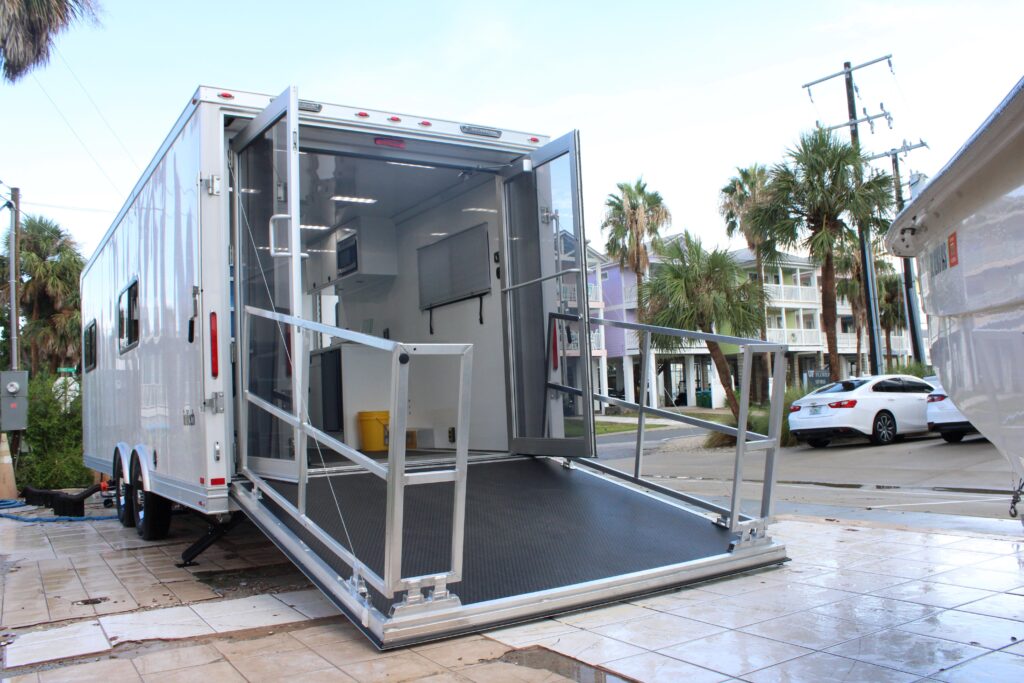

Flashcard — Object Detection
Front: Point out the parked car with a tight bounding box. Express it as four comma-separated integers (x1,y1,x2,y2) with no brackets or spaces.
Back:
924,376,978,443
789,374,936,448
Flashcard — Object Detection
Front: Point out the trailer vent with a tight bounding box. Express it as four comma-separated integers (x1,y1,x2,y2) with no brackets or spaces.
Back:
298,100,323,113
460,124,502,139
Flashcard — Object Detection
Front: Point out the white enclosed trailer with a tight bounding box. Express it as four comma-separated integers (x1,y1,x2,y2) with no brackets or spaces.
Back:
886,76,1024,510
82,86,788,647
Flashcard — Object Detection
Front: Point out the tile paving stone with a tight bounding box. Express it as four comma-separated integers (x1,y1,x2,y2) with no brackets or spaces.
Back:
552,602,653,629
131,644,223,675
924,566,1024,592
872,580,998,609
532,630,646,666
591,611,725,649
897,608,1024,649
414,635,512,669
955,591,1024,621
271,588,340,618
664,594,801,629
229,647,334,682
211,631,307,658
289,620,363,647
658,630,811,677
795,569,910,594
825,629,988,677
100,605,214,644
738,609,885,650
809,595,940,628
3,619,110,668
337,651,447,682
312,635,398,668
486,619,582,648
289,668,359,682
36,657,141,682
972,554,1024,575
741,651,918,683
190,594,306,632
141,660,247,683
928,650,1024,682
628,586,720,610
943,537,1023,555
602,651,732,683
460,661,574,682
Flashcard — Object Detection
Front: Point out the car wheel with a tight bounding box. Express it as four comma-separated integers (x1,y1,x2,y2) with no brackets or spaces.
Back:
870,411,897,446
807,439,830,448
131,458,172,541
942,432,965,443
113,457,135,528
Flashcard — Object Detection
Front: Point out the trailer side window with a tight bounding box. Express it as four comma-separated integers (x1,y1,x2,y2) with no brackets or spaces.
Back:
84,320,97,371
118,281,140,352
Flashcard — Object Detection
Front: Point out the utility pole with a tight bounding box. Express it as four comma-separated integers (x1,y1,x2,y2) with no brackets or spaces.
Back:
867,140,928,363
803,55,892,375
9,187,19,371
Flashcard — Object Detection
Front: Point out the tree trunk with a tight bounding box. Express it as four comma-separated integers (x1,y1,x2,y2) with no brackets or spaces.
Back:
885,328,893,370
634,269,645,322
755,252,771,403
820,251,842,382
854,322,863,377
706,340,740,419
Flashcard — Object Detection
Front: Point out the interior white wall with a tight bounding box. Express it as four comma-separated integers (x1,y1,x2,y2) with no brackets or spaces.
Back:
337,179,507,452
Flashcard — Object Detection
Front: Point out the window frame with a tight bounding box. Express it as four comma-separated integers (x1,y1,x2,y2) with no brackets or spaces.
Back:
83,319,98,372
118,278,141,354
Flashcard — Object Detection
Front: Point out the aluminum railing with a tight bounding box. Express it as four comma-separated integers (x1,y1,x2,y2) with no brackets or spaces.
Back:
239,305,473,600
586,317,788,542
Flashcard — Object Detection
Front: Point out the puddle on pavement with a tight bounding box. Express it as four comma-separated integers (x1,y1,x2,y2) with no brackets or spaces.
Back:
499,647,631,682
194,562,312,598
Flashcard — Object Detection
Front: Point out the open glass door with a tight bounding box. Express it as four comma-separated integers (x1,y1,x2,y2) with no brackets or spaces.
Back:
232,86,305,481
502,131,595,457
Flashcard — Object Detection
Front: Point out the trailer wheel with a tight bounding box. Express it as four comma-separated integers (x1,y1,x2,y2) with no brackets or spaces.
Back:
113,457,135,528
131,458,172,540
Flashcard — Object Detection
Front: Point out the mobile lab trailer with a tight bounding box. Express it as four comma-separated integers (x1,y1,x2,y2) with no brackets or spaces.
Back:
82,86,789,647
886,76,1024,506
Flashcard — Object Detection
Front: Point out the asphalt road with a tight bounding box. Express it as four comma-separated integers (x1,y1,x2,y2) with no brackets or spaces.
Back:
603,431,1024,524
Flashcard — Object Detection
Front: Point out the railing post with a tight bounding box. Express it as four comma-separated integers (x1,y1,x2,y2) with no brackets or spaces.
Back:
297,329,311,515
761,348,788,519
634,330,651,479
383,346,411,596
450,347,473,581
729,346,754,532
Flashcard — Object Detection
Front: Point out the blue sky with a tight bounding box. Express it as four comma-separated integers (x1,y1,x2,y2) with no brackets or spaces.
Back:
2,0,1023,256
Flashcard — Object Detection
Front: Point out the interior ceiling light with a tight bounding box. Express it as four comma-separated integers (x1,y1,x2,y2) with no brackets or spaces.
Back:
300,224,330,230
430,232,448,237
331,195,377,204
386,161,435,170
239,188,260,194
462,207,498,213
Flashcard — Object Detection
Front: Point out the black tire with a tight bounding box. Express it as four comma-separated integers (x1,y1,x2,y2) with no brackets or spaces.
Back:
113,456,135,528
870,411,898,446
807,439,830,449
131,457,172,540
942,432,965,443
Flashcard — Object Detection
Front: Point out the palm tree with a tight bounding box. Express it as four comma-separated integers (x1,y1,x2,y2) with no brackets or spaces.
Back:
1,215,85,373
0,0,97,82
878,273,906,369
603,178,671,312
752,128,892,381
835,231,895,376
639,233,765,419
720,164,776,402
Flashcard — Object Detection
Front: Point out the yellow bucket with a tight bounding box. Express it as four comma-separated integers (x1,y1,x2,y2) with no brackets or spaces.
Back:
357,411,390,451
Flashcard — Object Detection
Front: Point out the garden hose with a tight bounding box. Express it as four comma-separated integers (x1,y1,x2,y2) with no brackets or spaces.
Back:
0,498,117,522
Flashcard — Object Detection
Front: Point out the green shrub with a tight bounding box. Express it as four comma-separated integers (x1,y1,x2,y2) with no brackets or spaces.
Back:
888,360,934,378
703,385,804,448
13,373,89,490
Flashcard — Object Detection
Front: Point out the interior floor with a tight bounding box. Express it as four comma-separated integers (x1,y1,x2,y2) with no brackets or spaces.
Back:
266,457,736,613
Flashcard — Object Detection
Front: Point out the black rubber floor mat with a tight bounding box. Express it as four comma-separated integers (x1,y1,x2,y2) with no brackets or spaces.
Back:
268,457,732,609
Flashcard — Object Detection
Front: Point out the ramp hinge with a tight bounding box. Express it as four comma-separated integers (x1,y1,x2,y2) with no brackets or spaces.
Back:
205,175,222,196
203,392,225,414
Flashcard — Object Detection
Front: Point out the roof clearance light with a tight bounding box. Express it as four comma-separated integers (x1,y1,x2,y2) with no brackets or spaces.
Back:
388,116,401,122
419,120,432,127
529,136,540,143
356,111,370,118
217,91,235,100
331,195,378,204
374,137,406,149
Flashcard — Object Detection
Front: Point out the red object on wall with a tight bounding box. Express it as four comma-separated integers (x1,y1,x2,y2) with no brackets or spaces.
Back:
948,232,959,267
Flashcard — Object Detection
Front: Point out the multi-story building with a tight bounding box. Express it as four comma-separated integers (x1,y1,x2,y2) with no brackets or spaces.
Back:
597,243,919,409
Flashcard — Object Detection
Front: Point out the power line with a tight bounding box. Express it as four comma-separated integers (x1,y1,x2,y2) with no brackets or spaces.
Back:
54,46,142,172
31,74,123,197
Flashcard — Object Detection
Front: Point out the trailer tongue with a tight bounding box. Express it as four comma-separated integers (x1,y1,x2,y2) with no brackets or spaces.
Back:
82,86,788,648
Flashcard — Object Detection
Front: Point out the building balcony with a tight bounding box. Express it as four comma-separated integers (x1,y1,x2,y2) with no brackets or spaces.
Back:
764,284,818,304
560,283,604,309
767,327,821,347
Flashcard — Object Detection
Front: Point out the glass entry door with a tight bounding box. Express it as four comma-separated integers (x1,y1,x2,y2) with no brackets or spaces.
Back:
502,131,595,458
232,86,305,481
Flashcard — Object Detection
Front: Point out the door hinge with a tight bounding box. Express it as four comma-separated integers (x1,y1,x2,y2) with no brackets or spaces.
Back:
203,392,225,414
205,175,222,196
183,407,196,426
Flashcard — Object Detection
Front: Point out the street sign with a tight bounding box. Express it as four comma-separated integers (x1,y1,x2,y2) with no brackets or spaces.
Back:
57,366,76,373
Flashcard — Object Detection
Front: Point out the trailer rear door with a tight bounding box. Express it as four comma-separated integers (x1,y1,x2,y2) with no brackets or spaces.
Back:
231,87,305,482
502,132,595,458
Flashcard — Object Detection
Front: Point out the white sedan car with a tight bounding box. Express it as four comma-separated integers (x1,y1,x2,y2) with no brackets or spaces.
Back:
789,375,936,448
924,376,978,443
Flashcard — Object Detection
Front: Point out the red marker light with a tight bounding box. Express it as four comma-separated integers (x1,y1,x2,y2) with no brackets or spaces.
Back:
374,137,406,149
209,312,219,378
211,477,226,486
217,91,234,100
388,115,401,122
419,120,432,127
529,136,540,143
355,111,370,118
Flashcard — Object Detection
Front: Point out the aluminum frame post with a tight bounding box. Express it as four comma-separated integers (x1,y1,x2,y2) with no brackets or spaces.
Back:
449,347,473,581
297,328,312,515
760,349,788,519
633,331,652,479
383,348,411,596
729,347,754,532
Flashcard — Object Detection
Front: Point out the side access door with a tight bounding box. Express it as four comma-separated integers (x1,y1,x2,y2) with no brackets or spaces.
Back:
230,86,306,482
501,131,596,458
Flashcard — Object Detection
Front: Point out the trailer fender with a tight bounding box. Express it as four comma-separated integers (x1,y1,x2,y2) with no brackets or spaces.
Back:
113,443,132,482
130,446,154,492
